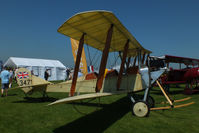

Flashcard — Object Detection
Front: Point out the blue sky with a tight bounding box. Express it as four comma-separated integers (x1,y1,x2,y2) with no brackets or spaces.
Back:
0,0,199,67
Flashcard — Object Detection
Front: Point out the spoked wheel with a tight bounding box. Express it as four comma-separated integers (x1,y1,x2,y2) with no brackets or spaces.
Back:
190,79,198,89
132,101,150,117
147,96,155,108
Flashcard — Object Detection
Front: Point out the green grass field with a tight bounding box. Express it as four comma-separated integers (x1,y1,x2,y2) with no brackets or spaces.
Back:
0,83,199,133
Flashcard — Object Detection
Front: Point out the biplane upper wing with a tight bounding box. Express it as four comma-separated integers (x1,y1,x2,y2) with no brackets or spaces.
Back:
164,55,199,66
58,10,151,56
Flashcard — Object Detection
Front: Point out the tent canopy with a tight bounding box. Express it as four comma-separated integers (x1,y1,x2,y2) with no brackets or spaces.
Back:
4,57,66,69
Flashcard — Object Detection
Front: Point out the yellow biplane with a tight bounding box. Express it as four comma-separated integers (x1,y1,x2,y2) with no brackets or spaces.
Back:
16,10,194,117
47,10,194,117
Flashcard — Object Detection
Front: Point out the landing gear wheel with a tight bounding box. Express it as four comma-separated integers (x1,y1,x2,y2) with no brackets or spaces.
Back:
133,101,150,117
147,96,155,108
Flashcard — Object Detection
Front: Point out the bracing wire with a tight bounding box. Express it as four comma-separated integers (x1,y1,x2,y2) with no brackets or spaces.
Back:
90,49,99,66
113,52,119,68
72,98,101,115
93,53,102,69
86,44,92,66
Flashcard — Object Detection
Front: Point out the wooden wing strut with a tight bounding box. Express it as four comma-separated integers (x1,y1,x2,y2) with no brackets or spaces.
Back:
141,53,146,64
133,56,137,67
95,24,113,92
117,39,129,90
126,57,131,69
70,33,85,96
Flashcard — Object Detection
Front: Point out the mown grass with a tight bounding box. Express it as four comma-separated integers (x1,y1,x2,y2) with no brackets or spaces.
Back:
0,83,198,133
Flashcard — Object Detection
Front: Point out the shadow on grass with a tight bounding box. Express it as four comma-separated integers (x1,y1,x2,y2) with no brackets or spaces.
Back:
7,94,18,96
53,96,131,133
13,97,58,103
69,102,110,108
151,90,184,95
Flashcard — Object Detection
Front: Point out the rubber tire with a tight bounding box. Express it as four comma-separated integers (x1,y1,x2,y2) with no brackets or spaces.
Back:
132,101,150,117
147,96,155,108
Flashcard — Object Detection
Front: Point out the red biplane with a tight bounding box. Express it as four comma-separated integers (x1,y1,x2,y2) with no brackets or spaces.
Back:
150,55,199,94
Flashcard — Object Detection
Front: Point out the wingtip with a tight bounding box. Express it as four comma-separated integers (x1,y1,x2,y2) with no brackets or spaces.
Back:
47,101,58,106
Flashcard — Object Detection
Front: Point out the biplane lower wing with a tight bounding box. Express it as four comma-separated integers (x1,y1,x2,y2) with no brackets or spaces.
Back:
48,92,124,106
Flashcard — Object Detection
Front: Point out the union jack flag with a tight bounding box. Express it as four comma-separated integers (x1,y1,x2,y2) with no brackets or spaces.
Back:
17,72,29,79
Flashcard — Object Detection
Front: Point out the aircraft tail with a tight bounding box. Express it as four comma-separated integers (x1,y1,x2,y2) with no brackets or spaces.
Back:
70,38,88,75
16,68,51,87
16,68,51,95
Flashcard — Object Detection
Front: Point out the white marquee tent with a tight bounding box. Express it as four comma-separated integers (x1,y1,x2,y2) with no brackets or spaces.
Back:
4,57,67,81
